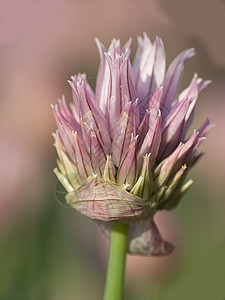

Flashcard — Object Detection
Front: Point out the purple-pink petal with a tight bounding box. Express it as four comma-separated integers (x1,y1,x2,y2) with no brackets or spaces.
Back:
71,131,93,180
159,97,190,159
89,129,107,176
135,37,165,117
138,111,161,167
117,135,138,189
155,143,184,187
111,101,136,167
161,48,195,119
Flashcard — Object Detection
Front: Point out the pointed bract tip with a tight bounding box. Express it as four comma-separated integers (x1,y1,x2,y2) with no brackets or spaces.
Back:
143,32,148,39
155,35,164,46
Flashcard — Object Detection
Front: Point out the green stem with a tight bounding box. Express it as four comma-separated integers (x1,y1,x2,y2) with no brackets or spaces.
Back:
104,222,129,300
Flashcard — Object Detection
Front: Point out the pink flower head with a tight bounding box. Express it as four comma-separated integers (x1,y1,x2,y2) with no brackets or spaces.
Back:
52,33,213,256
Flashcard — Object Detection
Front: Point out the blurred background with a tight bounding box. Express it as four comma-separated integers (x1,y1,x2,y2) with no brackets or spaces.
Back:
0,0,225,299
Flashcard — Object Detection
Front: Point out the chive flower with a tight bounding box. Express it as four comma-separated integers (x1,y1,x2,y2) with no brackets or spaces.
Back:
52,33,213,256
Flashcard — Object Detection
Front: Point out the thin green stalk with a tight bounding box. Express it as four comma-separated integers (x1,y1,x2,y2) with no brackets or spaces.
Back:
104,222,129,300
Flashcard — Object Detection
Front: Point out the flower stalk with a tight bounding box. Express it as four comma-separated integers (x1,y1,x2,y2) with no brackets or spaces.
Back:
104,223,129,300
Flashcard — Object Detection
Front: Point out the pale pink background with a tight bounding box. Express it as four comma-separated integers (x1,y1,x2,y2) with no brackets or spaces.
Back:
0,0,224,287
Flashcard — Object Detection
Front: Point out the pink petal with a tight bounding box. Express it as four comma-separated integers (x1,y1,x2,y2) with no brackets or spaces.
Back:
89,129,107,176
148,85,163,116
185,119,214,166
53,134,82,191
71,131,93,181
178,75,211,137
135,36,165,116
108,38,121,59
198,118,215,137
111,101,136,167
105,53,122,131
69,74,83,122
178,73,211,101
175,130,199,169
116,135,138,189
138,111,162,168
71,76,111,151
154,143,183,187
161,48,195,119
120,57,137,106
121,38,132,56
159,97,190,159
95,38,109,114
52,105,77,162
133,33,152,87
137,86,163,146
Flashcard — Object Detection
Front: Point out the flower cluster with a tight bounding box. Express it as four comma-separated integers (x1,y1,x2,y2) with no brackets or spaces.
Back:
52,33,213,255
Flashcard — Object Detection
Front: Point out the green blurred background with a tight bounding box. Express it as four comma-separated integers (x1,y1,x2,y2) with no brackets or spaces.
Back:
0,1,225,299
